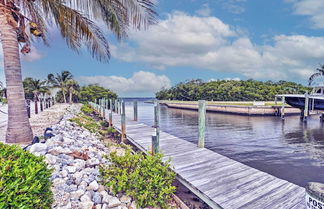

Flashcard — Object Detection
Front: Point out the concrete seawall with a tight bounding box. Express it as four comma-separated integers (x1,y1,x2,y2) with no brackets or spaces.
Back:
161,102,301,116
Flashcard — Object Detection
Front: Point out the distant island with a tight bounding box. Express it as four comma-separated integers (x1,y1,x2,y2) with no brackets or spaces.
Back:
156,79,310,101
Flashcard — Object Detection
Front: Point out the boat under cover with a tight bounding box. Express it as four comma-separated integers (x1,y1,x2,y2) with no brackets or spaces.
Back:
277,94,324,110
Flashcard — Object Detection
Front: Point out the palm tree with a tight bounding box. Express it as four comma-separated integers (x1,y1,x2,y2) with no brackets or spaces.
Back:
23,77,48,114
0,0,156,143
47,71,73,103
66,79,80,104
309,65,324,86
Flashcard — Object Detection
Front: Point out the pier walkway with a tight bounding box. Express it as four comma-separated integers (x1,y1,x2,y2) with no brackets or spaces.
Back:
106,110,305,209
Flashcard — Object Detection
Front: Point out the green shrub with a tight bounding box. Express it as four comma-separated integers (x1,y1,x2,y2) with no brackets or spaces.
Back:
69,113,100,133
81,104,93,114
100,120,109,127
0,143,53,208
100,147,176,208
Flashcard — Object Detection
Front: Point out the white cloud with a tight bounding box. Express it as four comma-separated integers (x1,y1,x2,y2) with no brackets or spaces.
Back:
196,3,212,17
112,12,324,81
78,71,171,96
219,0,246,14
288,0,324,28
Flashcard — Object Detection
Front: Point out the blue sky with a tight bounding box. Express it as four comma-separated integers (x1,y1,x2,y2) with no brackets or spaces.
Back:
1,0,324,96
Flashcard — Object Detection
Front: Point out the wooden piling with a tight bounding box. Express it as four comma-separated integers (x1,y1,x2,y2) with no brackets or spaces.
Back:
152,100,160,155
198,100,206,148
40,98,43,112
26,100,31,118
133,101,138,121
121,101,126,142
281,96,285,119
304,93,309,122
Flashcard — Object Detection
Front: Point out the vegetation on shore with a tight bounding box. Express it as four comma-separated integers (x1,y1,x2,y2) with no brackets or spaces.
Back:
22,71,118,104
100,148,176,209
156,79,310,101
0,143,53,208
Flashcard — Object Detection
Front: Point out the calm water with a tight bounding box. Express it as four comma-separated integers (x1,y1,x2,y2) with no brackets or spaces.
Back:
123,101,324,187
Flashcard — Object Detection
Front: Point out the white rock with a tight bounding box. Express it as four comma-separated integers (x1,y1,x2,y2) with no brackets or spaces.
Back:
80,193,92,202
87,180,99,191
96,204,102,209
120,195,131,204
63,137,74,144
73,171,83,185
107,197,121,208
29,143,48,155
53,178,65,187
129,201,137,209
60,170,68,178
71,189,85,200
102,204,108,209
100,191,110,204
45,154,57,165
87,158,100,166
80,201,94,209
74,159,86,170
65,166,77,174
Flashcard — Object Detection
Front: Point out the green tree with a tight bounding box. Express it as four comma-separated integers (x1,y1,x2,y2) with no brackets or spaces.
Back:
47,71,73,104
156,79,310,101
23,77,48,114
79,84,117,103
66,79,80,104
0,0,156,143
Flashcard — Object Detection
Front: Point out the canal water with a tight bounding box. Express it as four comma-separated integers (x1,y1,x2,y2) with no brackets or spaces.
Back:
123,101,324,187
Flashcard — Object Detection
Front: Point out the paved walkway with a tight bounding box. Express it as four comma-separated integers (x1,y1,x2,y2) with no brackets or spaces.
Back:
0,103,69,143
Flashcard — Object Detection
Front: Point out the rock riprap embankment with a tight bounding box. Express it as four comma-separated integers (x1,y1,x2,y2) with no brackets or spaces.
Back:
28,105,135,209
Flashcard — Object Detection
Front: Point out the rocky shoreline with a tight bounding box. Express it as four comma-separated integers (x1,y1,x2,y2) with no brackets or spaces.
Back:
28,104,136,209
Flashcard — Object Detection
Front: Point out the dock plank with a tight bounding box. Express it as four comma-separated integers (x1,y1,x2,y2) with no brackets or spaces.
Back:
108,111,306,209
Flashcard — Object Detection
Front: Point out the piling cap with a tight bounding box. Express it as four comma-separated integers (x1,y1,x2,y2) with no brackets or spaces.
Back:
306,182,324,202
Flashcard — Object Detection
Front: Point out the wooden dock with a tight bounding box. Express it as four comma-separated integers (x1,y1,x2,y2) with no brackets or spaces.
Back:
104,109,306,209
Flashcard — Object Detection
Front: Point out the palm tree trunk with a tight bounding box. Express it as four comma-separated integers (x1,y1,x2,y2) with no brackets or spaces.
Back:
62,90,67,103
69,89,73,104
0,11,33,143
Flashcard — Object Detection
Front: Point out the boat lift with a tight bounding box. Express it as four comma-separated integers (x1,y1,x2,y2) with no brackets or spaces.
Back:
275,89,324,122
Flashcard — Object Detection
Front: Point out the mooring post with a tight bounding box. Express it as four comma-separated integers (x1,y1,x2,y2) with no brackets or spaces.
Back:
119,100,122,114
133,101,138,121
305,182,324,209
109,99,112,111
114,100,117,113
52,97,55,106
304,93,309,122
121,101,126,142
103,100,106,119
198,100,206,148
26,100,31,118
34,100,38,115
281,96,285,119
40,98,43,112
152,100,160,155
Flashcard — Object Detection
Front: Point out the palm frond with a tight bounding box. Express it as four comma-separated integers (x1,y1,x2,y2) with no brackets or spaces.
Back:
40,0,111,61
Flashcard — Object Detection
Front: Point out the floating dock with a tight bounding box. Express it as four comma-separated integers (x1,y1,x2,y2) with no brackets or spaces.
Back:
161,102,301,116
106,110,306,209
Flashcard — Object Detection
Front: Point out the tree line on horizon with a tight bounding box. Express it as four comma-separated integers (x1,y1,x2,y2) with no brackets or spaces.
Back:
20,71,117,105
156,79,311,101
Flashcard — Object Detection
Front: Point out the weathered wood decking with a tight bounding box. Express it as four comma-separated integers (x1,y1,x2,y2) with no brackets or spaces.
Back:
107,110,306,209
